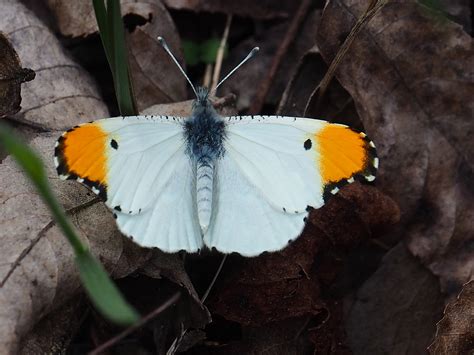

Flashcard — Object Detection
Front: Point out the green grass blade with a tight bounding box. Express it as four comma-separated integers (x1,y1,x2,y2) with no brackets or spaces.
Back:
93,0,137,116
92,0,111,63
109,0,137,115
92,0,137,116
0,123,139,325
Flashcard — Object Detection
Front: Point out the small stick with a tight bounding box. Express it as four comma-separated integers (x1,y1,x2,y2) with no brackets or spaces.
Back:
202,63,213,88
166,254,228,355
305,0,388,115
89,292,181,355
211,14,233,91
249,0,312,114
201,254,227,303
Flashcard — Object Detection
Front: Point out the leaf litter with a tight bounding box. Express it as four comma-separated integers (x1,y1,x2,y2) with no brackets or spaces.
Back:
0,0,472,353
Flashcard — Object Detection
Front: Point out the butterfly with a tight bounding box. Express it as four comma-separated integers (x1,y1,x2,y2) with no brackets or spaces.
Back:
54,38,377,257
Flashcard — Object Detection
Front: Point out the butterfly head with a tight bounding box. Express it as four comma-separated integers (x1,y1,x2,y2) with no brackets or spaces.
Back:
191,86,216,117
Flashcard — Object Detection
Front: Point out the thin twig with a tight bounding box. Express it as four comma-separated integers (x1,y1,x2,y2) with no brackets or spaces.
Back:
211,15,233,91
249,0,312,114
89,292,181,355
166,254,228,355
201,254,228,303
202,63,213,88
305,0,388,115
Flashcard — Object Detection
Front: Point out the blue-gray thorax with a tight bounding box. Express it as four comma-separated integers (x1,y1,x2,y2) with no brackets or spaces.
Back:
184,87,226,163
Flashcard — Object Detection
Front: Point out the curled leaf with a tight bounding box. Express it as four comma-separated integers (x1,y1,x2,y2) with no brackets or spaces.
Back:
0,32,35,118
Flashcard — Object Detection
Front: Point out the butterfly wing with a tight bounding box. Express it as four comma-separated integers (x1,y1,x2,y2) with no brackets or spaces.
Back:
203,115,377,256
54,115,202,252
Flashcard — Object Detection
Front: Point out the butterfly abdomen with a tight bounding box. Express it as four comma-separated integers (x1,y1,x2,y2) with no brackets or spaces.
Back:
185,98,226,234
196,155,214,233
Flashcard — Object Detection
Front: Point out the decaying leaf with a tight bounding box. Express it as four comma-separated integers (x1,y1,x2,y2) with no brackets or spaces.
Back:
428,280,474,354
1,1,109,131
162,0,300,20
219,9,320,111
206,317,314,354
0,133,151,353
46,0,187,110
316,0,474,292
346,243,444,355
210,183,399,326
19,298,86,354
0,32,35,118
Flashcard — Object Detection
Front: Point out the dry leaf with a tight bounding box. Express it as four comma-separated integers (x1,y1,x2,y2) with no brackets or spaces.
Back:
162,0,300,20
346,243,444,354
219,9,320,111
0,134,151,353
19,298,86,354
206,317,314,355
210,184,399,326
0,32,35,118
438,0,472,33
1,1,109,131
46,0,187,110
316,0,474,291
428,280,474,354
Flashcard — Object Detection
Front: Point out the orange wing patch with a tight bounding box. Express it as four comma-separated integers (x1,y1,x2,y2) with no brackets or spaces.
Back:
54,123,109,199
315,124,377,199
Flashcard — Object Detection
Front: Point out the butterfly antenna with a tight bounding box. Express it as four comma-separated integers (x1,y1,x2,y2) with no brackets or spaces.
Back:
210,47,259,95
157,36,199,99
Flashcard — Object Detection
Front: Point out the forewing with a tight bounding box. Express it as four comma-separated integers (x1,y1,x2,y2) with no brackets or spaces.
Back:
203,115,378,256
55,115,202,252
55,115,185,214
223,115,377,212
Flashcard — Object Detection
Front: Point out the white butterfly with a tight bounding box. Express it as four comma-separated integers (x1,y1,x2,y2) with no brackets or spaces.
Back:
55,39,377,257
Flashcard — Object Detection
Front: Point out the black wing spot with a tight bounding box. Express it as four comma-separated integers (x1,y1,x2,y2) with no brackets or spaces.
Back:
304,139,312,150
114,205,121,212
110,139,118,149
283,207,286,212
113,213,117,219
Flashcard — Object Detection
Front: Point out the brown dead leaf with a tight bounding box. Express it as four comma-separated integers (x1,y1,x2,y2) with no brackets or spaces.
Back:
0,32,35,118
210,184,399,326
1,1,109,131
19,297,86,354
203,317,314,355
162,0,300,20
438,0,472,33
316,0,474,292
46,0,187,111
141,250,212,329
219,9,320,111
0,134,151,353
346,243,445,354
428,280,474,354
